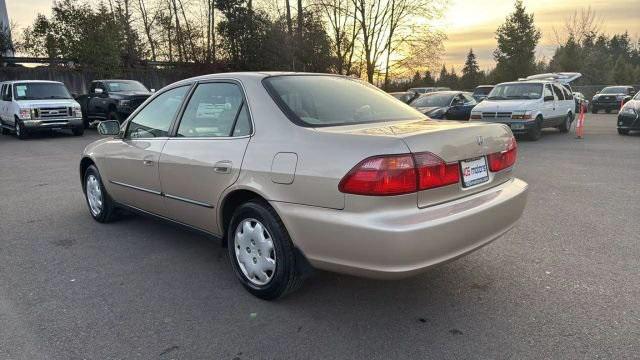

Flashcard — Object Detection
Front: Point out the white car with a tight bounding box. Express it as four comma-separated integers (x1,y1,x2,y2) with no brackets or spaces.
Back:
470,73,581,141
0,80,84,139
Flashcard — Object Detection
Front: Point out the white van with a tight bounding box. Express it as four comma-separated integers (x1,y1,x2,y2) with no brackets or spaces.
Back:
0,80,84,139
470,73,581,141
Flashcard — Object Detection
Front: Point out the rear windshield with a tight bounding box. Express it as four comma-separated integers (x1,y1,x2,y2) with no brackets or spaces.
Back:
13,82,72,100
264,75,424,127
410,93,453,108
488,83,543,100
473,87,493,96
600,87,627,94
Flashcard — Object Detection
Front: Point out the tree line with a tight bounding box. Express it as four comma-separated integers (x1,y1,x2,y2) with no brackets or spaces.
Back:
10,0,446,86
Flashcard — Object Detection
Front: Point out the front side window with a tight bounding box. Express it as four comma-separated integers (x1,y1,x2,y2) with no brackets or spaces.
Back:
13,82,72,100
126,85,189,139
488,83,543,100
177,82,250,138
265,75,424,127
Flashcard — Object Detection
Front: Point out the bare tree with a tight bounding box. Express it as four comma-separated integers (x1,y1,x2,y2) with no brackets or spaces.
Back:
137,0,157,60
553,6,602,46
315,0,360,74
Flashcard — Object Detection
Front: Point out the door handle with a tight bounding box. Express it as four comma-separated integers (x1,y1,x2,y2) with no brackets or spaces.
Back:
213,161,232,174
143,159,154,166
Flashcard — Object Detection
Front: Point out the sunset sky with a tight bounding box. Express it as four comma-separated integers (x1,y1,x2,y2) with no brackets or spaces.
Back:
6,0,640,71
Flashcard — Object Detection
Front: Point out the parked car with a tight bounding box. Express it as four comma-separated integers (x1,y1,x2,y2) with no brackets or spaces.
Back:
472,85,494,102
388,91,418,104
0,80,84,139
409,91,477,120
572,92,589,113
470,73,581,141
617,91,640,135
80,72,527,299
76,80,153,126
407,86,451,94
591,86,636,114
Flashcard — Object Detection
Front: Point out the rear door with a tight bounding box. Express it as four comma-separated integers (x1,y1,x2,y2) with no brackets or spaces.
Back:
159,80,252,235
102,84,191,216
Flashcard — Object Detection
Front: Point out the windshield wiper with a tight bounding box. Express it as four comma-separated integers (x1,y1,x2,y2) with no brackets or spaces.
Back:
487,96,506,100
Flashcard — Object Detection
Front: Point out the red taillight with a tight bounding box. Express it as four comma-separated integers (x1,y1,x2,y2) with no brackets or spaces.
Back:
488,137,517,172
414,152,460,190
339,152,460,196
338,154,417,196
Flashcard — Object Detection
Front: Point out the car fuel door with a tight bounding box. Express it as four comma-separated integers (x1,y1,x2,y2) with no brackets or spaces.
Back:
159,81,252,235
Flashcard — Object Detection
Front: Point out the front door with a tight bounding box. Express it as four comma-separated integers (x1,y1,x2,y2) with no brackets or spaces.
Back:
102,85,190,216
159,81,252,235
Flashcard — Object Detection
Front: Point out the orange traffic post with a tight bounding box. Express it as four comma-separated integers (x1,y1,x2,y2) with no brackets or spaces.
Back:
575,102,585,139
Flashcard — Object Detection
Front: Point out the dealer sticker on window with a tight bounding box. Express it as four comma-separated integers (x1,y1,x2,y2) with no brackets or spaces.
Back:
460,157,489,187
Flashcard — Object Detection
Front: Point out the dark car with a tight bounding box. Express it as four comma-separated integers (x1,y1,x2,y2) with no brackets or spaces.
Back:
618,91,640,135
76,80,153,126
472,85,494,102
388,91,418,104
591,86,636,114
409,91,477,120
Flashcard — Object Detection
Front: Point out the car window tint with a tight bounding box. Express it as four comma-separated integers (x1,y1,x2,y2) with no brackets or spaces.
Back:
552,85,564,100
232,103,252,136
544,85,554,99
126,85,189,139
561,85,572,100
177,83,245,138
266,76,423,126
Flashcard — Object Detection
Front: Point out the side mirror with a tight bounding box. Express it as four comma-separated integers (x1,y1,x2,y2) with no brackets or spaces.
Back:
544,95,555,102
97,120,120,136
94,88,104,95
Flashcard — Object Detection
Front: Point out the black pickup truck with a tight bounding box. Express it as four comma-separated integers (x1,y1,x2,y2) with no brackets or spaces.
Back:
76,80,153,126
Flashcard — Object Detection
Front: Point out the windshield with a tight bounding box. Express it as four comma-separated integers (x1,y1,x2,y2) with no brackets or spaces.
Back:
487,83,543,100
264,75,424,126
410,93,453,108
13,83,72,100
106,81,148,92
473,87,493,96
600,87,627,94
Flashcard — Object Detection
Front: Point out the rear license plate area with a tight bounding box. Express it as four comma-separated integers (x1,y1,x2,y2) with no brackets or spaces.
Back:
460,157,489,187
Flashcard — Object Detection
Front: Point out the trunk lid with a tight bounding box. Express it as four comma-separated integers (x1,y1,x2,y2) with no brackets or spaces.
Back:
316,119,515,207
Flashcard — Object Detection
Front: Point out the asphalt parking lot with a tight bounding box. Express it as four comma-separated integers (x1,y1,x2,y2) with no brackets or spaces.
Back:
0,114,638,359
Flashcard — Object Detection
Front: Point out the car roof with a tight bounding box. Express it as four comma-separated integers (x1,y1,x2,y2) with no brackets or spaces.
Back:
1,80,63,84
171,72,348,87
94,79,144,82
419,90,460,96
475,85,494,88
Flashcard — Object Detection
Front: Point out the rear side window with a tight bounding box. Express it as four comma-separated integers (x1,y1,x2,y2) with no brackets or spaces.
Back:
126,85,189,139
552,85,565,100
177,82,250,138
264,75,424,127
560,85,572,100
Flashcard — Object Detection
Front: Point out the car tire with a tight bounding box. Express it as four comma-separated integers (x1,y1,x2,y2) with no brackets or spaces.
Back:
558,113,571,133
0,126,9,135
83,165,117,223
618,128,629,135
72,127,85,136
527,117,542,141
15,119,28,140
227,200,303,300
107,111,122,123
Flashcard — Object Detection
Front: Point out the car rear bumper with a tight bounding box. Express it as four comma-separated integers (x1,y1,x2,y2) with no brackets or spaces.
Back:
23,118,83,131
271,178,528,279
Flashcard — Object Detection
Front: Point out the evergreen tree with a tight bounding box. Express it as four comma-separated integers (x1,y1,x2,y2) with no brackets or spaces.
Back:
423,71,435,86
461,49,480,89
493,1,541,82
437,64,448,86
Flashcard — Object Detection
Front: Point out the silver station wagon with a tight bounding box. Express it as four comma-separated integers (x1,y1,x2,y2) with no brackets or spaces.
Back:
80,72,528,299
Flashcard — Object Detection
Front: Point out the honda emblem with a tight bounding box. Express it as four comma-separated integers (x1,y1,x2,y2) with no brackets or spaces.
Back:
476,136,484,146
